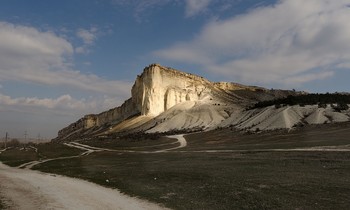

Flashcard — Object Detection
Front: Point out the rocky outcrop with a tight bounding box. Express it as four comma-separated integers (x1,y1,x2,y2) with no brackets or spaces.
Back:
132,64,214,116
55,64,301,140
56,64,218,140
56,98,139,139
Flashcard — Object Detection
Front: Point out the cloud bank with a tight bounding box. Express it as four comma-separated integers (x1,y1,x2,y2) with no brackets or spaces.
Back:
0,22,131,97
156,0,350,86
0,92,122,114
0,20,133,136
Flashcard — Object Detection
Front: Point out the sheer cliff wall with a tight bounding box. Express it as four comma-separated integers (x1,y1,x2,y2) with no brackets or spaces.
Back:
131,64,213,116
56,64,219,139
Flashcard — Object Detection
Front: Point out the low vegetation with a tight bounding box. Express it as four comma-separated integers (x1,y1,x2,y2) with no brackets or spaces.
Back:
35,151,350,209
27,123,350,209
251,93,350,110
0,142,82,167
1,123,350,209
0,200,5,209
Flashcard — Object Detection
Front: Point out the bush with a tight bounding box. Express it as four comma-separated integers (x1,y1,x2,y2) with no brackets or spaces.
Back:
275,104,281,109
318,103,327,108
333,103,349,112
251,93,350,109
7,139,20,147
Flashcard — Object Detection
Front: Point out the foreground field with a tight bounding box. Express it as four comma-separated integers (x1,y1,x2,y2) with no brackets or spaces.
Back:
1,123,350,209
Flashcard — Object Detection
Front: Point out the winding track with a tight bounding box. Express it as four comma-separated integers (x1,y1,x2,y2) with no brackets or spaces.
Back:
66,135,350,154
0,148,9,154
64,134,350,157
63,135,187,154
0,136,187,210
17,135,187,169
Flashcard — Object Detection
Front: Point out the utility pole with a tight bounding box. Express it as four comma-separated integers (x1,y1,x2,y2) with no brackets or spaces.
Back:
24,130,28,142
5,132,8,149
37,133,41,144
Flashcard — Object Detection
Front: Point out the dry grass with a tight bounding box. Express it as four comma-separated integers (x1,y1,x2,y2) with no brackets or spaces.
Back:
2,123,350,209
32,123,350,209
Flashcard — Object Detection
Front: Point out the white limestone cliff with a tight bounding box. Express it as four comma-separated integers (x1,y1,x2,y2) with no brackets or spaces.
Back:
57,64,220,139
131,64,213,116
55,64,307,140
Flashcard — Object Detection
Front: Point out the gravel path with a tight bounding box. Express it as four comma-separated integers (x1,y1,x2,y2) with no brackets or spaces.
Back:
0,162,168,210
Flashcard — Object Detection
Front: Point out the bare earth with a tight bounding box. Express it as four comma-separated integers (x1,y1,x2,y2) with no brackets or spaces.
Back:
0,163,167,210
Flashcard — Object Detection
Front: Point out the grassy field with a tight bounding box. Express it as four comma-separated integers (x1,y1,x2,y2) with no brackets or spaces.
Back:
184,122,350,151
80,136,178,152
1,123,350,209
34,150,350,209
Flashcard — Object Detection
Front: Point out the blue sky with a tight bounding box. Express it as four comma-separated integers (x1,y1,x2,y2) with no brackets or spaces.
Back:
0,0,350,139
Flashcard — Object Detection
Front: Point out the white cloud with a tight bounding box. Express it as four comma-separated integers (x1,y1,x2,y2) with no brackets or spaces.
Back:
75,46,88,54
156,0,350,86
0,92,123,115
0,22,131,97
0,91,125,138
77,27,97,45
282,71,334,85
111,0,173,22
0,21,73,68
185,0,212,17
111,0,218,20
75,27,98,54
0,93,84,109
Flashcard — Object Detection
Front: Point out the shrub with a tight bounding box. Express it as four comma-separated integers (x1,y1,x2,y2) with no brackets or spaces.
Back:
333,103,349,112
318,103,327,108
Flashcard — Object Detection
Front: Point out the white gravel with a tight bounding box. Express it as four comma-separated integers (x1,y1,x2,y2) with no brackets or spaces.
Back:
0,162,168,210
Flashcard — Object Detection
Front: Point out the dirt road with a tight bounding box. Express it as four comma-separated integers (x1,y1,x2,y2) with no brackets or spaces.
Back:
0,163,167,210
0,136,189,210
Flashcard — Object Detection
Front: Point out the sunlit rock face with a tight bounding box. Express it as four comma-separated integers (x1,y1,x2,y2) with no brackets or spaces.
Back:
132,64,211,116
57,98,139,139
55,63,302,140
56,64,214,139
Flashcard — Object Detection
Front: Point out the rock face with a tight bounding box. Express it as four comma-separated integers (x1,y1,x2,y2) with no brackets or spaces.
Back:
132,64,213,116
57,64,216,139
57,98,138,139
55,64,300,140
